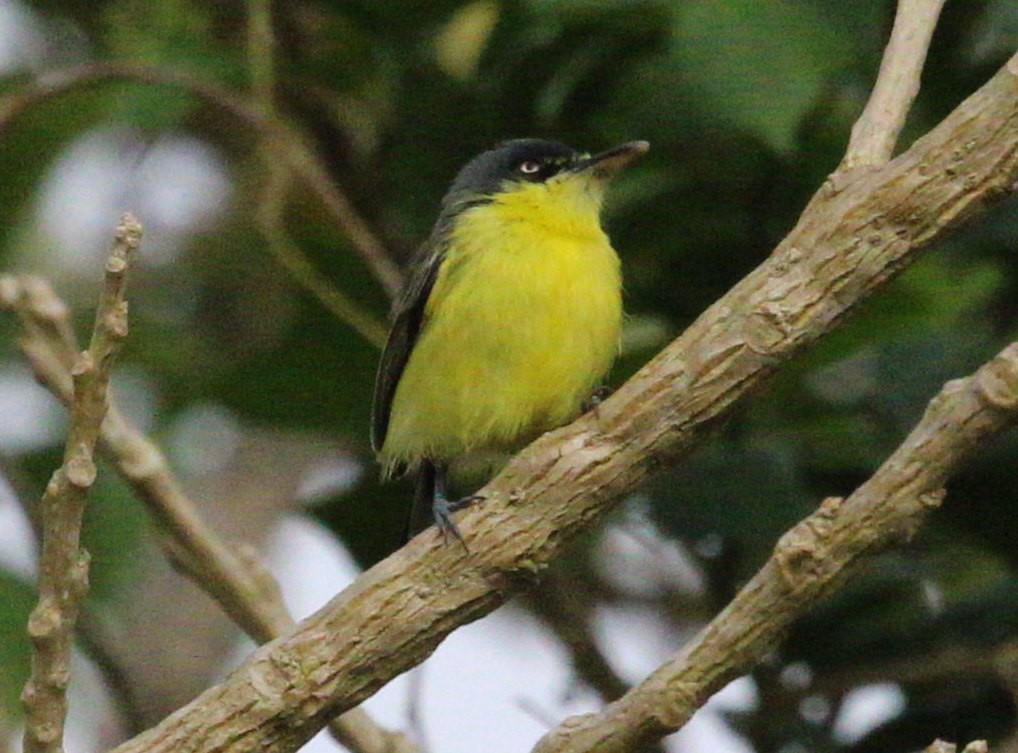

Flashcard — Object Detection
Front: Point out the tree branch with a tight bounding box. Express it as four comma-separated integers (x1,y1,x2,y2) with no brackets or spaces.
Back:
244,9,412,745
19,214,141,753
532,342,1018,751
526,569,631,703
842,0,947,169
5,461,153,733
96,49,1018,753
0,61,403,311
1,276,287,642
0,274,415,753
245,0,387,348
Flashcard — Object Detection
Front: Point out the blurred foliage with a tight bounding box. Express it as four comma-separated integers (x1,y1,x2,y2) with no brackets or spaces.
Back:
1,0,1017,750
0,571,34,725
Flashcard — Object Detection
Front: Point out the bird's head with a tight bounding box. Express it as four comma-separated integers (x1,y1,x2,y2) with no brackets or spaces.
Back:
440,139,648,235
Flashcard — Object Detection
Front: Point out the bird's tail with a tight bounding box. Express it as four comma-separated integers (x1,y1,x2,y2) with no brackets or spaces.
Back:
404,459,436,543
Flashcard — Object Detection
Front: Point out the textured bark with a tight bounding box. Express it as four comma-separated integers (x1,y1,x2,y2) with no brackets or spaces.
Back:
103,51,1018,753
17,216,140,753
533,344,1018,752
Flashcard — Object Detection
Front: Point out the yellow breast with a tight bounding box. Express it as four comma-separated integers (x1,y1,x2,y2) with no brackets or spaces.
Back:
380,177,623,475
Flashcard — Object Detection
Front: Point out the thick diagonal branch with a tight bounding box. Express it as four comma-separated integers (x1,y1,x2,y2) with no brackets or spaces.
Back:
532,343,1018,752
102,50,1018,753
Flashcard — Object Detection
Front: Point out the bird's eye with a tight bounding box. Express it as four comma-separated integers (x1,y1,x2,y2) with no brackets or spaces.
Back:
518,160,542,175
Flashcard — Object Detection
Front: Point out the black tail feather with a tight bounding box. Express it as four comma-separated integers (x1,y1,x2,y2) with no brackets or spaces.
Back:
405,459,437,543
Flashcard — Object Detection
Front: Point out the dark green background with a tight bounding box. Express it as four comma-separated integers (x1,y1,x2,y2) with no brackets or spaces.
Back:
1,1,1017,750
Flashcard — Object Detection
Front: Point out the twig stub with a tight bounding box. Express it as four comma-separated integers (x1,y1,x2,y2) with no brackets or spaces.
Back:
20,215,141,753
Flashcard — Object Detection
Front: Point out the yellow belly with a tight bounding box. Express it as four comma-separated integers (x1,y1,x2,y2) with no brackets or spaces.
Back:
379,202,622,475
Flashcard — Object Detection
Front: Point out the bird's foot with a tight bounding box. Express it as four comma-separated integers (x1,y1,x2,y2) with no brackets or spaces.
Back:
582,385,613,414
433,494,484,551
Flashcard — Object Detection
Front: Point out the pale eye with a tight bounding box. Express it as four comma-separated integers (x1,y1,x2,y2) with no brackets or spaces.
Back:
519,160,541,175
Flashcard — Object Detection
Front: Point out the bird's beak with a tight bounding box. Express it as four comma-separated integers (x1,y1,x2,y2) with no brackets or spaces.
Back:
573,140,650,180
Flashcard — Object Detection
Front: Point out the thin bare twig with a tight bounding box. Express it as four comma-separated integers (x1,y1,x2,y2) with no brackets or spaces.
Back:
19,214,141,753
525,572,669,753
526,570,630,702
96,53,1018,753
532,343,1018,751
244,6,407,751
2,11,398,743
0,273,415,752
841,0,947,169
4,426,150,734
247,0,275,111
0,275,291,642
0,61,402,314
256,134,387,347
245,0,387,348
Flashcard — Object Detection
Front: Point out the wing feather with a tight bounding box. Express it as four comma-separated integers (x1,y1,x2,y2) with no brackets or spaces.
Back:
370,234,447,455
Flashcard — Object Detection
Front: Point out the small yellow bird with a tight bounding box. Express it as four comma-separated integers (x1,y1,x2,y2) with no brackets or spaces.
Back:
372,138,648,541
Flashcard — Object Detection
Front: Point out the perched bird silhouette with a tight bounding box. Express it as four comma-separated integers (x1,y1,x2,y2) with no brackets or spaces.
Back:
372,138,649,542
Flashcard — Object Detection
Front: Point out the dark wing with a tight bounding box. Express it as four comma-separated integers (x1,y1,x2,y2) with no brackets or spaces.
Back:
370,235,447,454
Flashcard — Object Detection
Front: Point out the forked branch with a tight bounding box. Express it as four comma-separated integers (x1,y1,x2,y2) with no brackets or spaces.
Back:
17,215,141,753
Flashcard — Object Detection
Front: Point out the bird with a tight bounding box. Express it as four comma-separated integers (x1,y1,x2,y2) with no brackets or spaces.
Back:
371,138,648,543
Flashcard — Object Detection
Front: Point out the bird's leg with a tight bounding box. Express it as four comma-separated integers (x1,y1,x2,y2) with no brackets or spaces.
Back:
432,465,483,551
433,466,468,550
582,385,613,415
